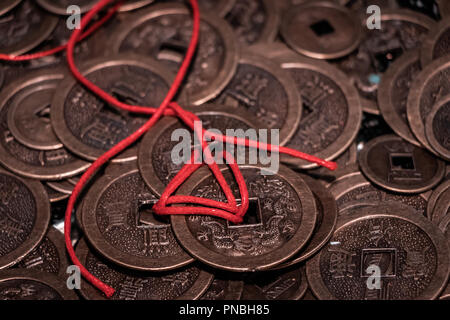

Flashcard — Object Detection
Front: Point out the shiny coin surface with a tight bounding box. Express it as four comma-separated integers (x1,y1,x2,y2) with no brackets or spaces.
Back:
274,175,337,268
425,95,450,161
76,239,213,300
273,52,361,169
280,1,362,59
0,0,58,55
427,179,450,221
0,269,77,300
0,0,21,15
335,9,435,115
225,0,279,45
421,19,450,67
51,54,173,163
307,204,450,300
241,264,308,300
82,164,194,271
0,169,50,270
328,170,430,218
200,274,244,300
213,51,302,146
15,227,67,276
407,55,450,153
359,135,445,194
36,0,97,15
171,165,317,272
0,69,90,180
138,104,262,195
378,49,421,146
110,3,238,106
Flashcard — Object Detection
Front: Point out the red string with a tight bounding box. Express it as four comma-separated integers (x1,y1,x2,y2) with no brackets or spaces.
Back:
0,0,337,298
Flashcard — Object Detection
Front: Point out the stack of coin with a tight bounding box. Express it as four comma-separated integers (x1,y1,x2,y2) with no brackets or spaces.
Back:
0,0,448,300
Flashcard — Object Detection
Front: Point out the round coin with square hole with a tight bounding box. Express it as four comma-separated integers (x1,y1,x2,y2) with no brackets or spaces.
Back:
82,164,193,271
110,3,238,106
171,165,317,272
51,54,174,163
306,204,450,300
359,135,445,194
421,19,450,67
0,69,90,180
280,1,362,59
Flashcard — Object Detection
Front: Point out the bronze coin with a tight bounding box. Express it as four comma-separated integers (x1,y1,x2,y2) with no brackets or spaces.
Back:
241,264,308,300
301,289,318,300
421,19,450,67
82,164,194,271
51,54,174,163
358,135,445,194
197,0,235,17
427,179,450,221
0,69,90,180
109,3,238,106
425,94,450,161
171,165,317,272
76,239,213,300
0,0,58,55
225,0,279,46
0,269,77,300
407,55,450,153
335,9,435,115
437,210,450,300
200,274,244,300
274,174,338,268
438,0,450,18
213,51,302,146
138,104,263,195
15,227,68,277
328,170,430,218
0,0,21,15
36,0,98,14
306,204,450,300
268,50,361,169
280,1,362,59
378,49,422,146
0,168,50,270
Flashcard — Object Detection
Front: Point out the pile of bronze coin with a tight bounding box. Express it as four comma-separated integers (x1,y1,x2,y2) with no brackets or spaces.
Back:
0,0,449,301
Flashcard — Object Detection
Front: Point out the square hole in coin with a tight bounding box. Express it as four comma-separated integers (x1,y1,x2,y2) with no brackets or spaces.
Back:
310,20,335,37
389,153,416,171
228,197,263,228
137,199,169,227
111,86,140,106
361,248,397,278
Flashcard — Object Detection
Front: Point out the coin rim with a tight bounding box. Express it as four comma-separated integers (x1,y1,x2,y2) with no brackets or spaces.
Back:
425,94,450,161
0,169,51,270
427,179,450,220
377,49,422,146
0,0,21,16
420,19,450,67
